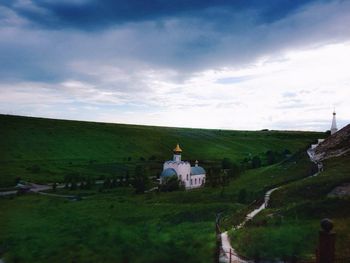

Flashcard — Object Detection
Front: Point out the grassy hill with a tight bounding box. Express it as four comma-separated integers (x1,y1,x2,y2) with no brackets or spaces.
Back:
0,113,328,262
0,151,320,263
230,153,350,261
3,114,348,262
0,114,322,187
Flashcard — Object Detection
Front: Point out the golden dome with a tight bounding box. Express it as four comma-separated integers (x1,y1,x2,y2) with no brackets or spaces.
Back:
173,143,182,153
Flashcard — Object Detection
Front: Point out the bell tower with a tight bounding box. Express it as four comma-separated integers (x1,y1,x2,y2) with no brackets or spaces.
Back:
173,143,182,162
330,111,338,135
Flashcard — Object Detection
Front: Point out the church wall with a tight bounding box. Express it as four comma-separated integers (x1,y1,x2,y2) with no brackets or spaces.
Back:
187,174,205,189
163,161,191,187
177,162,191,187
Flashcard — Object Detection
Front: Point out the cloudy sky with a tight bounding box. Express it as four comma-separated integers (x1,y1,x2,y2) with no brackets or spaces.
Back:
1,0,350,131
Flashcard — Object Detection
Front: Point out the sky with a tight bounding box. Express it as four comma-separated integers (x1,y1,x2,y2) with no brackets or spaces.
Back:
0,0,350,131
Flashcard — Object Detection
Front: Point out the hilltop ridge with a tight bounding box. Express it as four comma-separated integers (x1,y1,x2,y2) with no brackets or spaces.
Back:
0,114,322,186
314,124,350,161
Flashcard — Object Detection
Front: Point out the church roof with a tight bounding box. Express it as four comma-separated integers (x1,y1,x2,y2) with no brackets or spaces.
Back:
164,160,190,165
191,166,206,175
161,168,177,177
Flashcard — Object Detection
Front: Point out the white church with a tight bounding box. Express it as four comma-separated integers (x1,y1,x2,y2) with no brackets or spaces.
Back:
160,144,206,189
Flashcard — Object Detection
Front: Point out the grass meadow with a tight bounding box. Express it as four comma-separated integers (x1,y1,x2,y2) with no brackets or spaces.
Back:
230,154,350,261
1,114,340,262
0,114,321,187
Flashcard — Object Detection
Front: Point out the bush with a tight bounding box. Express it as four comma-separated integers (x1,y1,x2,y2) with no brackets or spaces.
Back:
27,165,41,173
266,150,276,165
148,155,157,161
230,224,316,261
132,165,150,194
251,156,261,168
222,158,233,169
159,176,183,192
237,189,247,204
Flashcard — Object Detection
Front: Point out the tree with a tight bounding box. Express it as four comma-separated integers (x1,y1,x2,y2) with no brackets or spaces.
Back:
125,170,130,185
132,165,150,194
14,177,21,185
85,178,93,189
283,149,292,159
206,167,221,187
111,177,117,188
64,174,72,188
251,156,262,168
237,189,247,203
227,162,241,179
103,177,112,189
266,150,276,165
222,158,233,169
70,180,77,190
159,176,181,192
148,155,157,161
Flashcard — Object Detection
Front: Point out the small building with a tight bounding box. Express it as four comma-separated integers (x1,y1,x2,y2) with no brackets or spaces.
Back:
160,144,206,189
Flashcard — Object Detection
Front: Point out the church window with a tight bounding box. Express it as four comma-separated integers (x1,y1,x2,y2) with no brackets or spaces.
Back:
190,179,192,185
195,178,197,184
187,174,189,180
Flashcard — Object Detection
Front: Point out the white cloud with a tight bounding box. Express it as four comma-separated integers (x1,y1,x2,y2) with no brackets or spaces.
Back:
1,0,350,130
2,42,349,131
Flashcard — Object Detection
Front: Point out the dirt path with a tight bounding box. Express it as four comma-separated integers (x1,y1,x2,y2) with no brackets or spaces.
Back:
219,188,279,263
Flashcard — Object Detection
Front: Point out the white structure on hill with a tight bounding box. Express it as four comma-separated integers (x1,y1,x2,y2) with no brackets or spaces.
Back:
160,144,206,189
331,111,338,135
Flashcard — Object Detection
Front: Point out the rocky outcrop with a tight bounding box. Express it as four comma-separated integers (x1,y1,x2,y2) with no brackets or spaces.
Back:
314,124,350,161
328,183,350,198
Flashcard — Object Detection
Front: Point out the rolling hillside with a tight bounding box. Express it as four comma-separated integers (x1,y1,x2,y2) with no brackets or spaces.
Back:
0,114,322,186
230,127,350,261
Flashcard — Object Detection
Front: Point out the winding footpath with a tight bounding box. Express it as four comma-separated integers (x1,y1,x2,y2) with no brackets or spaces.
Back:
219,188,279,263
219,149,322,263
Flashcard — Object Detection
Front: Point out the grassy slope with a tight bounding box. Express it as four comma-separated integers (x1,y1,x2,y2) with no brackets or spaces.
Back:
0,114,321,186
0,114,330,262
0,152,319,263
220,151,317,227
230,154,350,261
0,188,242,263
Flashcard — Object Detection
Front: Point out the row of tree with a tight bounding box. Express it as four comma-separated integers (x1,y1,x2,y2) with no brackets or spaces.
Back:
61,149,292,194
240,149,291,169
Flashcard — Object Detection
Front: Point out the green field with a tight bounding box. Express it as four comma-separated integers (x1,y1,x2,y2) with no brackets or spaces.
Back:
2,114,344,263
0,152,323,262
0,152,318,263
0,114,321,187
230,154,350,261
0,188,242,263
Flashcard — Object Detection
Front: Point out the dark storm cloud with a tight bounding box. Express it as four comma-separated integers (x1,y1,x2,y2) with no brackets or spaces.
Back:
4,0,319,30
0,0,349,87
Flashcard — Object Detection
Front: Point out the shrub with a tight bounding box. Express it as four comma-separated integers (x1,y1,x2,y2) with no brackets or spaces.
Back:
237,189,247,204
132,165,150,194
27,165,41,173
159,176,183,192
148,155,157,161
251,156,261,168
